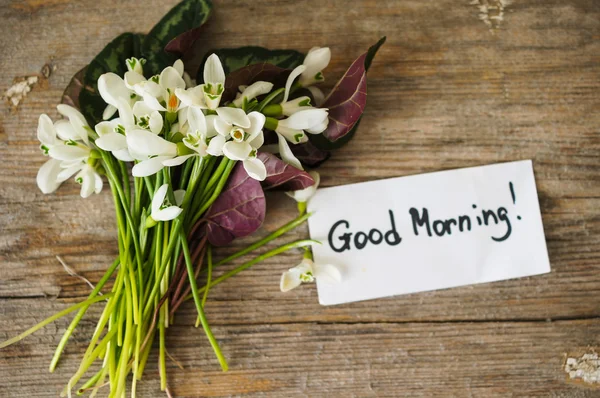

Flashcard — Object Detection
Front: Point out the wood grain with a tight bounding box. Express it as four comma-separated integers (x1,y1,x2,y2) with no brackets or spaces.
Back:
1,0,599,396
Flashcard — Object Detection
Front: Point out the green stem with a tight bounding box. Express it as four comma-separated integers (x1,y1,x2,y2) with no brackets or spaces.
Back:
0,294,113,349
215,212,312,268
180,230,228,371
49,258,119,372
184,239,318,302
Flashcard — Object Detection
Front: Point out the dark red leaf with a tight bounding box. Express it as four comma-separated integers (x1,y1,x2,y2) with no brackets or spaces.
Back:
205,163,266,246
321,53,368,142
258,152,315,191
164,26,206,56
320,37,385,143
223,63,290,103
61,65,88,109
291,140,331,168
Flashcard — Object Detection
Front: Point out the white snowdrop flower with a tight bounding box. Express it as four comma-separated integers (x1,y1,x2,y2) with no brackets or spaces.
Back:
125,129,179,177
286,171,320,203
94,119,133,162
175,54,225,110
150,184,183,223
298,47,331,87
162,107,217,167
36,158,63,194
213,107,267,180
280,258,341,292
139,60,187,114
98,73,135,121
233,81,273,108
74,164,103,199
56,104,91,145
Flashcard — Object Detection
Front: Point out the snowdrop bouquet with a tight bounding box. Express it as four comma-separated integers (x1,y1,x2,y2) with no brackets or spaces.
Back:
1,0,383,396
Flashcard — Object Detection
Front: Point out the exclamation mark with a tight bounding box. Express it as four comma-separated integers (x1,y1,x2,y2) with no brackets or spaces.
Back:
509,182,521,220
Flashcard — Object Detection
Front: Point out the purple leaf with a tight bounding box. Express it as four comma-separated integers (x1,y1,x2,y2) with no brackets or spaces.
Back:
321,53,368,142
205,162,266,246
223,63,290,103
164,26,206,56
61,65,87,109
258,152,315,191
291,140,331,168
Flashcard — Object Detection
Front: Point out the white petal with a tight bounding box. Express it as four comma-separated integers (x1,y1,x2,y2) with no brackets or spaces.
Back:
162,154,194,167
203,54,225,84
102,104,118,120
37,114,56,145
152,184,169,215
281,96,312,116
132,100,153,118
280,270,302,292
276,133,303,170
276,125,308,144
76,166,95,198
246,111,265,140
124,70,146,90
281,108,328,130
54,120,80,141
306,117,329,134
300,47,331,85
56,164,83,183
206,135,225,156
205,114,218,138
178,106,189,128
56,104,90,145
95,132,127,151
214,117,232,137
233,81,274,107
187,107,207,136
249,130,264,149
97,73,131,108
174,189,185,206
283,65,306,103
48,144,90,161
94,172,103,194
216,107,250,129
153,206,183,222
142,91,166,112
160,67,186,90
175,86,206,108
223,141,252,161
149,111,163,135
183,71,195,88
173,59,185,76
113,148,134,162
243,158,266,181
94,120,116,137
126,129,177,158
313,263,342,284
36,158,63,194
131,156,170,177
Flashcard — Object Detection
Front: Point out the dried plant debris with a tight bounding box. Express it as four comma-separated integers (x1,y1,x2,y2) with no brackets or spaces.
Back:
565,352,600,385
4,63,55,109
470,0,511,31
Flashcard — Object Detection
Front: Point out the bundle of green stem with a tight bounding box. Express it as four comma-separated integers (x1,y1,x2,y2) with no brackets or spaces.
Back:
2,148,314,397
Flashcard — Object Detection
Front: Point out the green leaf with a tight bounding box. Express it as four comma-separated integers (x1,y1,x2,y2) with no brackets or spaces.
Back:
142,0,212,75
79,32,144,124
199,47,304,81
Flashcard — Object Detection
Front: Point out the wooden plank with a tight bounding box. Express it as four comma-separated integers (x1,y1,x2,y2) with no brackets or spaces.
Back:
0,0,599,396
1,299,600,397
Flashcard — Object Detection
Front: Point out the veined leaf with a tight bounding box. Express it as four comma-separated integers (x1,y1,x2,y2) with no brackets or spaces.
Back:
79,32,144,124
290,139,331,168
61,65,87,109
143,0,212,75
312,36,385,150
221,63,292,103
258,152,315,191
200,47,304,77
205,162,266,247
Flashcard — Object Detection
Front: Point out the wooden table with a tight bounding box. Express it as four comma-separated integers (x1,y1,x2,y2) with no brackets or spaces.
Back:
1,0,599,396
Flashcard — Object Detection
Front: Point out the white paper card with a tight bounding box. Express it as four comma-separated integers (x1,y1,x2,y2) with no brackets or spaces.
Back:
307,160,550,306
